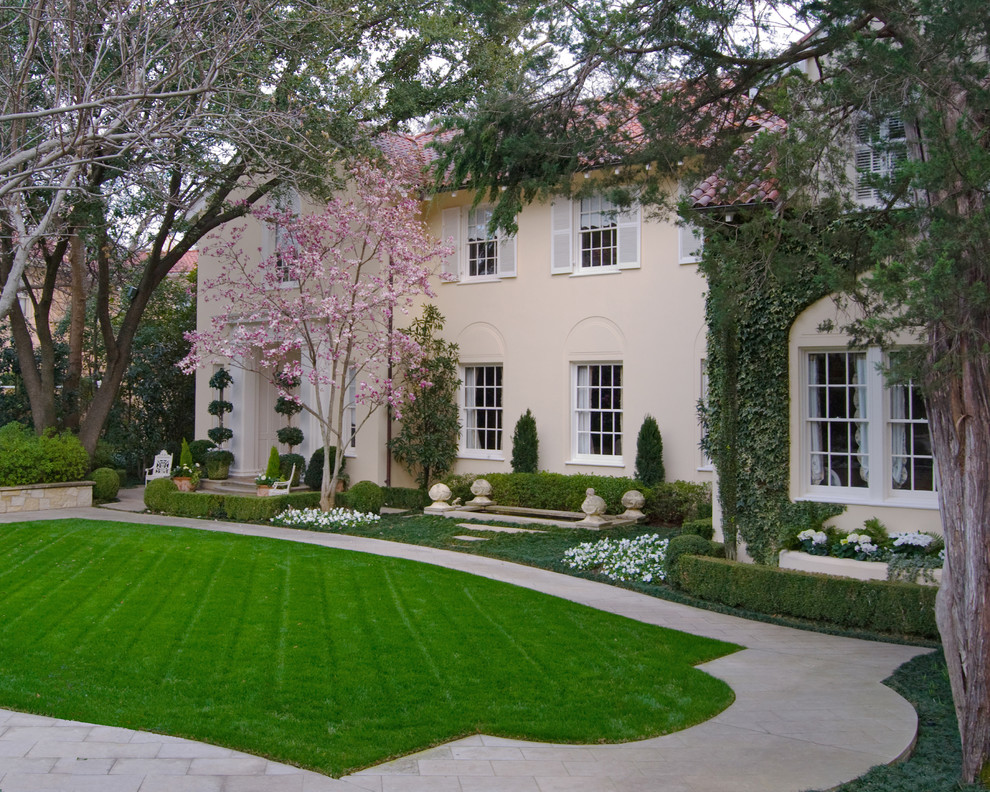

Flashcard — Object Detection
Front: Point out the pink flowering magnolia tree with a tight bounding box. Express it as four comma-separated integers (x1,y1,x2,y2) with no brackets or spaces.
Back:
182,163,450,509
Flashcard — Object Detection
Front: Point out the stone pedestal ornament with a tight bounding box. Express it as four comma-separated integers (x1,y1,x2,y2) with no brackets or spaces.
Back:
466,478,494,507
620,490,646,521
576,488,609,528
425,482,454,513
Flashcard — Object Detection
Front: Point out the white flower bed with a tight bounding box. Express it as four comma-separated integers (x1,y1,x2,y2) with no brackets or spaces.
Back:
272,507,380,531
563,534,669,584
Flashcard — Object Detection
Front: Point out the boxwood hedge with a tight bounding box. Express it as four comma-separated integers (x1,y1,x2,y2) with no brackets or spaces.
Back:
677,555,939,639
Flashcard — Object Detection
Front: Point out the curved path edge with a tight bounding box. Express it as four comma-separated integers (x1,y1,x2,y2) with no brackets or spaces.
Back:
0,504,930,792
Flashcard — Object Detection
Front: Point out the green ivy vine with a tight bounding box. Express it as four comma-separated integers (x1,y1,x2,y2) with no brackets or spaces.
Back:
699,207,867,563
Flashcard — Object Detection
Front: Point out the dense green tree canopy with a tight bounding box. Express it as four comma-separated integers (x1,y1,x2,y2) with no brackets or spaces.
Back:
437,0,990,782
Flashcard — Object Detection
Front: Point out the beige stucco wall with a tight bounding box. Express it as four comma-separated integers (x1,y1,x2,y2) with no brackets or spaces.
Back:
789,295,942,536
194,180,713,488
424,188,712,484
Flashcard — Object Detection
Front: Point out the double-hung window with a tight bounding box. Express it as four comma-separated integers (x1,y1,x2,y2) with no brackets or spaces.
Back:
573,363,623,462
803,347,935,503
440,205,516,281
265,189,301,285
462,365,503,457
551,194,639,274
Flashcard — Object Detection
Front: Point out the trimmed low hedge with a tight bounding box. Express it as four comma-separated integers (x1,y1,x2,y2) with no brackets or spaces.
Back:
665,535,723,583
677,555,939,639
383,486,430,510
441,472,710,525
144,483,320,522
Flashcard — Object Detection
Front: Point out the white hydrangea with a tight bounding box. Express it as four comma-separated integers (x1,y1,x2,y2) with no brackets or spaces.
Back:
891,532,935,548
272,507,380,531
563,534,669,583
797,529,828,545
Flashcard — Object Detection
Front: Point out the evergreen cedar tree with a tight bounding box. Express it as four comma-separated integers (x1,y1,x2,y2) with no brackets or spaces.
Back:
436,0,990,781
510,409,539,474
634,415,664,487
182,163,450,511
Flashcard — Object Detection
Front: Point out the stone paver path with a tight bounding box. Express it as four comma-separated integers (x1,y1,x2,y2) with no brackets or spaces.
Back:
0,500,930,792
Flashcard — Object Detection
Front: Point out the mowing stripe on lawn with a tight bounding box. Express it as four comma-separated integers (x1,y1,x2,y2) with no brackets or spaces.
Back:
0,519,739,776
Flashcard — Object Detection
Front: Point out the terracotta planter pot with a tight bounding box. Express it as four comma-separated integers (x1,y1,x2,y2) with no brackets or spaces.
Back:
256,485,270,497
173,477,194,492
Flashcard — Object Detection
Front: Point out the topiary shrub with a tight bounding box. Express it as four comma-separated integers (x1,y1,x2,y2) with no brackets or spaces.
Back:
279,453,305,485
634,414,665,486
207,426,233,445
304,446,343,491
188,439,216,465
664,534,723,586
510,409,539,473
343,480,384,514
144,476,178,511
90,467,120,502
204,449,234,479
276,426,304,449
263,446,281,481
680,517,714,541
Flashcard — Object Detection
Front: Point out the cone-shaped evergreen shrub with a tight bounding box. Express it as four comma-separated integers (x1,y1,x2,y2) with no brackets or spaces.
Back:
264,446,282,480
634,415,665,487
511,409,539,473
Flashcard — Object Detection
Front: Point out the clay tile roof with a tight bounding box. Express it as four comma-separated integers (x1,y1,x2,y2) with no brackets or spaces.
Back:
691,114,786,209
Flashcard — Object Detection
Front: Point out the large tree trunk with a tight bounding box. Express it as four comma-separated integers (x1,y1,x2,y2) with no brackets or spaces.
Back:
930,336,990,784
63,232,87,431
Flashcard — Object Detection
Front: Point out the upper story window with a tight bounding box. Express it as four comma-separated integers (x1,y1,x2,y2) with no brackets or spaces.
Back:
855,116,907,206
579,195,618,268
551,194,639,275
461,364,503,458
573,363,623,463
803,347,935,505
441,204,516,282
265,189,301,284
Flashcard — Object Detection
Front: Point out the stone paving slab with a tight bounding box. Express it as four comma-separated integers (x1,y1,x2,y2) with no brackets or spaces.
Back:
0,504,930,792
456,524,545,534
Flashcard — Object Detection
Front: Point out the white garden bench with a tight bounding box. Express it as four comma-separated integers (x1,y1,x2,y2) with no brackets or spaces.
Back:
145,450,173,483
269,465,295,495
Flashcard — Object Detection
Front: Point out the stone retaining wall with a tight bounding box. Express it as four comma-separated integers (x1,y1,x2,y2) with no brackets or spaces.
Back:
0,481,93,513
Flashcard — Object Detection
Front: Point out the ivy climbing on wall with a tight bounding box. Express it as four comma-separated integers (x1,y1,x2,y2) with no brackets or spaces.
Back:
698,207,864,563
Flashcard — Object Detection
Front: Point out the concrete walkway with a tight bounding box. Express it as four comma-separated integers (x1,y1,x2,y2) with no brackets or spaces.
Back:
0,496,930,792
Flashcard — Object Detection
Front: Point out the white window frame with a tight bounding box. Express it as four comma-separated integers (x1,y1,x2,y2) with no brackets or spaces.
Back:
800,346,936,508
570,362,624,466
460,364,504,460
440,205,516,283
551,194,639,275
854,115,907,207
264,189,301,287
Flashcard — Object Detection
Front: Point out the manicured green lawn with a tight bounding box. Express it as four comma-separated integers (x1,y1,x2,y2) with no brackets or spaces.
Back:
0,519,737,777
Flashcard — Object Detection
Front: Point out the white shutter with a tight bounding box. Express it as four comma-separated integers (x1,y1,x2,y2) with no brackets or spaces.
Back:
679,222,703,263
616,203,640,269
855,146,877,202
498,230,517,277
440,207,461,279
551,199,573,274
